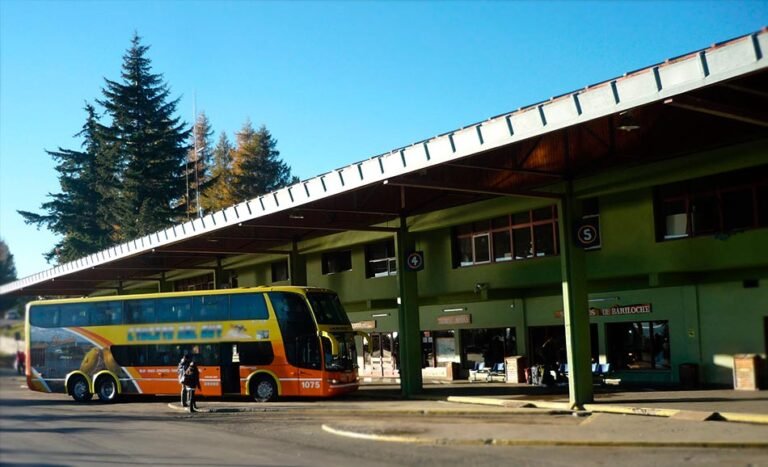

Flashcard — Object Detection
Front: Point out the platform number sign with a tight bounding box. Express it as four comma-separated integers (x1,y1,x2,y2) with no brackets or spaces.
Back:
575,215,601,250
406,251,424,272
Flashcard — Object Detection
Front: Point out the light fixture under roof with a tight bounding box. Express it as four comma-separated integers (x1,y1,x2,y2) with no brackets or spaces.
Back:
617,111,640,132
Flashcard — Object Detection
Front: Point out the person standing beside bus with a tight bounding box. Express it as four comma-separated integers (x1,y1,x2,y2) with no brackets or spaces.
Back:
183,361,202,413
177,353,191,407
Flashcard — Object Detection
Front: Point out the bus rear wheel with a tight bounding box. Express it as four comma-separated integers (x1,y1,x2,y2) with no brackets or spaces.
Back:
251,376,277,402
69,375,92,402
96,376,118,403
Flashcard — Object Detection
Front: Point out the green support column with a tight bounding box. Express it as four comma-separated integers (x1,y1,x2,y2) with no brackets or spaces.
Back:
396,217,423,397
158,273,174,292
157,278,173,292
289,240,308,286
557,187,594,409
214,258,226,290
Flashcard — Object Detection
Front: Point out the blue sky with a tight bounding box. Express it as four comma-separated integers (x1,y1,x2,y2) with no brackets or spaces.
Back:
0,0,765,279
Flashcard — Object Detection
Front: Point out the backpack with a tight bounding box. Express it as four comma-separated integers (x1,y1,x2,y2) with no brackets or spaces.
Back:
183,366,198,387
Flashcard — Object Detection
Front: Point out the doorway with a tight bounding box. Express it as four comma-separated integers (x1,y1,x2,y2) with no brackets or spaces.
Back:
220,343,241,394
361,332,399,378
528,324,598,366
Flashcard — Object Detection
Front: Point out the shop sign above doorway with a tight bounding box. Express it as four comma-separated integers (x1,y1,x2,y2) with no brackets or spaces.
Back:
438,314,471,325
555,303,652,319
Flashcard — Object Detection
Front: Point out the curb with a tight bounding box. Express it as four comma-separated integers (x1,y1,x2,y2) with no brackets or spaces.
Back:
446,396,768,425
320,424,768,448
165,397,768,425
167,402,210,413
166,401,568,416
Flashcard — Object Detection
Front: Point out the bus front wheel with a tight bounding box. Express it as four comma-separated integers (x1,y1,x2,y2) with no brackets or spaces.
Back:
96,376,118,403
251,376,277,402
69,376,93,402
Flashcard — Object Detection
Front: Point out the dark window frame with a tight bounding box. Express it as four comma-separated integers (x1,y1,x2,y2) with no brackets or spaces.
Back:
321,250,352,275
271,260,290,283
454,205,560,267
365,239,397,278
655,166,768,241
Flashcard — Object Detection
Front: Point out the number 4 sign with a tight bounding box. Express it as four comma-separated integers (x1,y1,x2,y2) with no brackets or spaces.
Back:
406,251,424,272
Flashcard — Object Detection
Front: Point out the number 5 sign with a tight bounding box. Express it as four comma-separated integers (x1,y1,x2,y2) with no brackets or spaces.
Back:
574,216,601,250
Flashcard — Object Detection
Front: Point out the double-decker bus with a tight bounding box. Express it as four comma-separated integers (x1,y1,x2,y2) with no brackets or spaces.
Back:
24,286,360,402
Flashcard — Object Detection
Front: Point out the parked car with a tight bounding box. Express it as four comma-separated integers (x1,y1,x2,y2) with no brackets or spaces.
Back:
4,310,20,320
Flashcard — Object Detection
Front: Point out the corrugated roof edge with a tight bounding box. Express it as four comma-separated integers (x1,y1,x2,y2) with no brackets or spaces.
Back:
2,28,767,296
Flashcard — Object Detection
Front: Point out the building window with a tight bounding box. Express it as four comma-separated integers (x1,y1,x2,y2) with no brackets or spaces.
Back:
421,330,457,367
271,260,289,282
321,250,352,275
174,273,214,292
655,165,768,241
365,240,397,278
454,206,559,267
606,321,670,370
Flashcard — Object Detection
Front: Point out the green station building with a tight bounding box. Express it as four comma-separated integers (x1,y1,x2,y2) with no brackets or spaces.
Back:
3,29,767,404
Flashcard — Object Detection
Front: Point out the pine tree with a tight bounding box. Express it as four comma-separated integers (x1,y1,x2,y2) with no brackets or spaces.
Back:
0,239,18,312
18,104,113,263
185,111,215,217
99,33,190,239
253,125,299,192
230,120,298,202
203,132,236,212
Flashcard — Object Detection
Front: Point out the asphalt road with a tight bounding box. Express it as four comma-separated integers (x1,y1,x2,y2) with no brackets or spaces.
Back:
2,368,768,466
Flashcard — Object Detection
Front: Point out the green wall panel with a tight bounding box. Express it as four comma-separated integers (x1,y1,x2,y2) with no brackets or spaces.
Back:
698,281,768,386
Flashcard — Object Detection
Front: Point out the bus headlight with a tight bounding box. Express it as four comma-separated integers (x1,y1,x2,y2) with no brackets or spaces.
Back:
330,379,339,384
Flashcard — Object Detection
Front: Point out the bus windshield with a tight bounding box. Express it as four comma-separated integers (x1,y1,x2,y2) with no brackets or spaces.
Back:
322,333,357,372
307,292,351,325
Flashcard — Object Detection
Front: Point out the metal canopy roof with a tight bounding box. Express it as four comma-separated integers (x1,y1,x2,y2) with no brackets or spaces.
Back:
3,29,768,297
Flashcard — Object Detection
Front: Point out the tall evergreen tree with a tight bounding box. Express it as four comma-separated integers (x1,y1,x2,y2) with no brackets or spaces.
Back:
99,33,190,239
230,120,298,202
0,239,18,312
203,132,236,212
18,104,113,262
185,111,214,217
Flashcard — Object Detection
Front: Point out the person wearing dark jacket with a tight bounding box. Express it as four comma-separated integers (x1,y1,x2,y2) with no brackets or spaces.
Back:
183,361,202,413
177,353,191,407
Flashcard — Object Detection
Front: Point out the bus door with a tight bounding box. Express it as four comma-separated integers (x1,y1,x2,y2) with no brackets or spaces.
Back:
296,334,323,396
220,343,241,394
189,344,222,397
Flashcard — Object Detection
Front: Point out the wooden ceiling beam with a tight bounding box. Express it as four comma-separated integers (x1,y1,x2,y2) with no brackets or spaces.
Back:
664,96,768,128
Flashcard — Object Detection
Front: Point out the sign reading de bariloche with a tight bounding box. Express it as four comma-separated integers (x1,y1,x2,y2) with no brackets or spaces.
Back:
555,303,652,319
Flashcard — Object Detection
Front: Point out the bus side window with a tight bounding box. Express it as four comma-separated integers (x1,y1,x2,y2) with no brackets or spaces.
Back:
230,293,268,320
238,342,274,365
92,301,123,325
157,298,193,323
60,304,90,327
30,306,59,327
126,300,157,324
193,295,228,321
